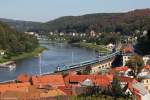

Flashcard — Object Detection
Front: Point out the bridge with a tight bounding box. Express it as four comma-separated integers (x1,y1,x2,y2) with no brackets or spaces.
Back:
0,51,120,83
42,51,120,75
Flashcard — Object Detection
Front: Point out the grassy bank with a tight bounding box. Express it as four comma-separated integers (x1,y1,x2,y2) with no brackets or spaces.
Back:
0,46,46,63
73,42,109,52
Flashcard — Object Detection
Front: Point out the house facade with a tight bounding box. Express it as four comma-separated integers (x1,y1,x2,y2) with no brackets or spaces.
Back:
141,77,150,93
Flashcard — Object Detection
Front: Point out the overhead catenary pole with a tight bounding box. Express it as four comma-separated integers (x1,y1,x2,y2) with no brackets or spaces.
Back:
39,54,42,75
38,53,42,88
72,51,74,65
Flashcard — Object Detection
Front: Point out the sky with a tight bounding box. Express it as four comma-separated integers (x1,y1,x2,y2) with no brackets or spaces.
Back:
0,0,150,22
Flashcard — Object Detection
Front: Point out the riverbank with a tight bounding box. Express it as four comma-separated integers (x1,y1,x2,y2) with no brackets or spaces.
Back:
0,46,46,63
73,42,109,53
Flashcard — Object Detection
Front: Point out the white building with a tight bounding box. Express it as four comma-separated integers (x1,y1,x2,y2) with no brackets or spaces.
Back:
0,50,5,56
106,43,115,51
0,50,6,58
122,53,149,66
49,32,54,35
72,32,76,36
122,53,133,66
59,32,64,36
143,30,148,36
24,32,35,35
143,56,150,66
132,82,150,100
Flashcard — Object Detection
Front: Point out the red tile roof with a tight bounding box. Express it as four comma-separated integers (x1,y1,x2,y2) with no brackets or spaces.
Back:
0,82,30,93
123,47,134,53
58,86,73,96
16,73,30,83
64,74,113,87
93,76,110,87
105,74,114,82
40,88,66,97
31,74,65,87
144,65,150,70
109,66,129,74
120,76,136,83
127,82,146,100
69,75,91,83
58,85,89,96
121,44,134,53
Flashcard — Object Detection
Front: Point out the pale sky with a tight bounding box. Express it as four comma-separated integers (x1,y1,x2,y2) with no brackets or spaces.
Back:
0,0,150,22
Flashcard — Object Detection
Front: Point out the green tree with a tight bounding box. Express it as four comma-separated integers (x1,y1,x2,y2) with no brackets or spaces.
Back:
126,54,144,78
0,21,39,58
137,29,150,55
111,73,122,99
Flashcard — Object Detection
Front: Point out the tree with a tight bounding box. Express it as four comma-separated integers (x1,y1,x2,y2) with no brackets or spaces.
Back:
126,54,144,78
83,66,91,74
137,29,150,55
0,21,39,57
77,70,82,75
111,73,122,99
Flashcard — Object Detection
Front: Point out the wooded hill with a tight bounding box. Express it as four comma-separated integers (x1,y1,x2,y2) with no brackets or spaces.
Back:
0,18,42,32
0,21,38,55
43,9,150,34
0,9,150,35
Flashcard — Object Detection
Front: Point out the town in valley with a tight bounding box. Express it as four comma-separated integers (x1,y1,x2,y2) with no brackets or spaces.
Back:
0,0,150,100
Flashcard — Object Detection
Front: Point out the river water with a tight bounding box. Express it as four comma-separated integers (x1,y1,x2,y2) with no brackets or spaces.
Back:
0,41,97,82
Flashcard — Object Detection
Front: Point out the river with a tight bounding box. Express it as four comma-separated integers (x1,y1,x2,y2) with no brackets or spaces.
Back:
0,41,97,82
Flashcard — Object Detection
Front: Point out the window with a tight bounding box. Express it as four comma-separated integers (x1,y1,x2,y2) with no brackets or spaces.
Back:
147,80,149,83
145,86,148,90
124,56,126,59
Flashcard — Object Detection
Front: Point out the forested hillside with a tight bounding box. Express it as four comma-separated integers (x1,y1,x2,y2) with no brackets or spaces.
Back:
0,9,150,35
0,21,38,55
0,18,42,32
44,9,150,34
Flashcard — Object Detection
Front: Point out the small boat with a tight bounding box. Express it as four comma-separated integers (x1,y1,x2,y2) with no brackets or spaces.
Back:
0,61,16,71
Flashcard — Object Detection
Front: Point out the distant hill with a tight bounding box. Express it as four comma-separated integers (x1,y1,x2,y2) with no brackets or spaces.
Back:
0,9,150,34
0,18,43,32
44,8,150,34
